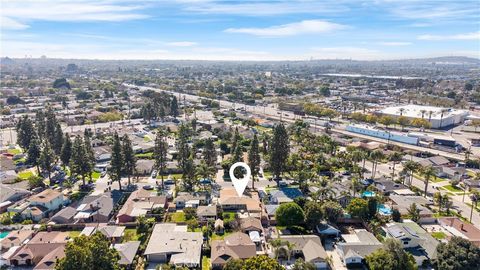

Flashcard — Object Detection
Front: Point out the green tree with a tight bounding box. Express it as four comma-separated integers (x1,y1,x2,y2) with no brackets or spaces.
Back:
154,130,168,188
304,201,323,230
378,115,396,128
367,197,378,220
420,165,436,198
435,236,480,270
53,122,64,155
39,140,55,183
365,239,417,270
55,232,120,270
122,134,136,187
109,133,123,190
369,150,385,179
203,138,217,168
182,156,197,191
26,136,41,173
243,255,283,270
347,198,368,219
27,175,44,189
60,134,72,169
16,115,35,151
407,203,420,222
275,202,305,227
248,134,261,189
170,96,179,117
321,201,344,223
269,123,290,186
83,135,95,182
291,258,316,270
70,136,87,185
389,152,403,180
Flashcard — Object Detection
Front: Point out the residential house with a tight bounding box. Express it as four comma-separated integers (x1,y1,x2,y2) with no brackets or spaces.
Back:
8,231,69,266
117,189,167,223
114,241,141,268
383,221,439,266
174,192,207,209
279,235,328,269
196,205,217,221
218,188,262,214
0,230,34,251
389,195,433,218
0,184,31,212
211,232,256,269
74,191,123,223
97,225,126,243
374,179,410,195
50,206,77,224
144,223,203,268
438,217,480,247
316,223,341,237
336,229,383,268
264,205,280,225
19,189,68,222
135,159,154,176
33,246,65,270
239,216,263,234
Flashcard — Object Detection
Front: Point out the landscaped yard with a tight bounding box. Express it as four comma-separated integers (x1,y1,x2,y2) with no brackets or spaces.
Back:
68,231,81,238
414,173,445,183
18,170,34,180
431,232,447,240
442,184,464,193
211,231,232,241
202,256,211,270
135,152,153,159
169,212,186,223
91,171,101,180
8,148,22,155
123,229,139,242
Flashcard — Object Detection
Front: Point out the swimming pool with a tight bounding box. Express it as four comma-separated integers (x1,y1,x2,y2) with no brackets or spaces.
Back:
378,204,392,215
362,191,376,197
0,231,9,239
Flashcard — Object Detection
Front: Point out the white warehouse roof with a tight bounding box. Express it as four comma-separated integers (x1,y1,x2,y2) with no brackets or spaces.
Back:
379,105,468,120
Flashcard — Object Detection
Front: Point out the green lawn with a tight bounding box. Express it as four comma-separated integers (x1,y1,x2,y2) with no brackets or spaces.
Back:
123,229,139,242
160,173,182,180
431,232,447,240
413,173,445,183
69,231,81,238
91,171,101,180
13,157,26,165
8,148,22,155
170,212,186,223
211,231,232,241
18,170,34,180
202,256,211,270
442,185,464,193
135,152,153,159
143,135,152,142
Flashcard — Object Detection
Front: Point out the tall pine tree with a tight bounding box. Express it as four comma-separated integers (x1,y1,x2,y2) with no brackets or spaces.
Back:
122,134,136,187
109,133,123,190
203,138,216,168
269,123,290,187
39,140,55,184
248,134,261,189
154,130,168,188
60,134,72,169
170,96,179,117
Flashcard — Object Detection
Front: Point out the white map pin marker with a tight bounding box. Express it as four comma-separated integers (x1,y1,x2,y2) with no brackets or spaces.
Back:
229,162,251,197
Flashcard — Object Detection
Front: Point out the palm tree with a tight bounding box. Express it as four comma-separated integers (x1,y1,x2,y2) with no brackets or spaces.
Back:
196,161,215,191
428,110,433,124
464,149,473,161
398,108,405,116
270,239,286,259
420,109,426,119
369,150,385,179
403,160,419,186
420,165,436,198
389,152,404,180
407,203,420,222
439,109,448,128
285,241,296,262
469,191,479,223
312,178,335,202
350,176,359,197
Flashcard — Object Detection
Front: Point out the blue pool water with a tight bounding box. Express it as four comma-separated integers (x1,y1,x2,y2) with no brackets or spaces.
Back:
378,204,392,215
0,231,9,239
362,191,376,197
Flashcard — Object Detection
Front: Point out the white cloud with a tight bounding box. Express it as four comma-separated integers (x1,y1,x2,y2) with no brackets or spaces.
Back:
1,17,29,30
378,42,412,46
225,20,346,37
417,31,480,41
166,41,198,47
1,0,149,30
184,1,348,16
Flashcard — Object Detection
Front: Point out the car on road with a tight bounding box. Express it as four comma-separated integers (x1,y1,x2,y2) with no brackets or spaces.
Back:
164,179,175,185
143,185,154,190
151,170,157,178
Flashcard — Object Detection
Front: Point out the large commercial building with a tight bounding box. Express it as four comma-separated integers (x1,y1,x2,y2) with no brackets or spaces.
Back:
346,124,419,145
378,105,469,129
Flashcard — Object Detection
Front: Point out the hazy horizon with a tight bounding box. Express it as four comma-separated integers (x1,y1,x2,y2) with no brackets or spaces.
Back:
1,0,479,61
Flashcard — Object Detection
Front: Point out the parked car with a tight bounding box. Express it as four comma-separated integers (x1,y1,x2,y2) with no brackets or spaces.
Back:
151,170,157,178
143,185,154,190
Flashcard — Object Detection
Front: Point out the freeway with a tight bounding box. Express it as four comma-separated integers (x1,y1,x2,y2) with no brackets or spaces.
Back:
127,84,470,161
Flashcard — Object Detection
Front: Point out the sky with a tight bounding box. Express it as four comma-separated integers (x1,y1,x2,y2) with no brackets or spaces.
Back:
1,0,479,61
